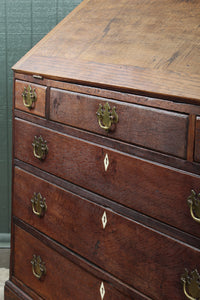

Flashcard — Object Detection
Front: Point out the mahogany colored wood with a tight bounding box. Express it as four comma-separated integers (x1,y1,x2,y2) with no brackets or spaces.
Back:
194,116,200,162
187,114,196,162
12,0,200,102
8,1,200,299
50,88,188,158
13,224,136,300
12,167,200,299
15,109,200,176
14,160,200,250
14,118,200,238
4,281,36,300
15,80,46,117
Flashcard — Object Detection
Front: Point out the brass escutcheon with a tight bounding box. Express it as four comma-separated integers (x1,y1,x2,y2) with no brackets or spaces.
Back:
187,190,200,224
31,192,47,217
32,136,48,160
22,85,37,109
96,102,118,132
181,269,200,299
31,255,46,280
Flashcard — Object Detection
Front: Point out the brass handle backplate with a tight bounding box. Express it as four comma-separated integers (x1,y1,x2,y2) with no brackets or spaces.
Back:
31,255,46,280
96,102,118,132
32,136,48,160
31,192,47,217
22,85,37,109
187,190,200,223
181,269,200,299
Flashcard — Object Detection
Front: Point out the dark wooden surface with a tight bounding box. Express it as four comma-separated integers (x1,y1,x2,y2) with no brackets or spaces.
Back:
14,118,200,239
4,281,35,300
194,117,200,162
8,0,200,299
12,0,200,102
50,88,188,158
12,167,200,300
13,224,143,300
15,80,46,117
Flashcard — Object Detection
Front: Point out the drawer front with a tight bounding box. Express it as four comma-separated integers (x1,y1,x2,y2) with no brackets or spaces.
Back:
50,89,188,158
13,225,135,300
15,80,46,117
14,118,200,238
13,174,200,300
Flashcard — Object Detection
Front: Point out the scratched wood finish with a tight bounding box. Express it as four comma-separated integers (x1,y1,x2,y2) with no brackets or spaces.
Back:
50,88,188,158
13,0,200,102
14,119,200,239
12,167,200,299
13,224,135,300
15,80,47,117
8,0,200,299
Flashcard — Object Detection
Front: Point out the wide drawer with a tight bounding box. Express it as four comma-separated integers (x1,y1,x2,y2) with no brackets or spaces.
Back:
13,224,139,300
13,171,200,300
14,118,200,238
15,80,46,117
50,88,188,158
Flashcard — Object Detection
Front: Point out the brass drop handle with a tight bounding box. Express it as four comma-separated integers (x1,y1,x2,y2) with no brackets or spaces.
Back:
187,190,200,224
31,255,46,280
96,102,118,132
181,269,200,299
32,136,48,160
22,85,37,109
31,192,47,217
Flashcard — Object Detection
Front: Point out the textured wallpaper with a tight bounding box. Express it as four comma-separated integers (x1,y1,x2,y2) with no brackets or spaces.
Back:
0,0,82,238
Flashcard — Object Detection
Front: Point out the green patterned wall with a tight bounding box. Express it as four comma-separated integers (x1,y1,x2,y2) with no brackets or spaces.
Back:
0,0,82,245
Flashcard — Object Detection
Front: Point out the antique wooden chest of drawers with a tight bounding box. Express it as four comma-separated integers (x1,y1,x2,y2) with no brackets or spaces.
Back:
5,0,200,299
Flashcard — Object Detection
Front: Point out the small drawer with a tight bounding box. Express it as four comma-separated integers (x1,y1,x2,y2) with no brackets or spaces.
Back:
15,80,46,117
13,179,200,300
50,89,188,158
14,119,200,239
13,225,138,300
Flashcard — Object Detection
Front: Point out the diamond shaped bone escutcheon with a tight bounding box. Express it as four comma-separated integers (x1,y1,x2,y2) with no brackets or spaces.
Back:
104,153,109,171
100,282,105,300
102,211,107,229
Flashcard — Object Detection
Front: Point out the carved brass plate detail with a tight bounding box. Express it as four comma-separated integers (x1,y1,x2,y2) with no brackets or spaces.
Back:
181,269,200,300
31,255,46,280
31,192,47,217
32,135,48,160
22,85,37,109
187,190,200,223
96,102,118,132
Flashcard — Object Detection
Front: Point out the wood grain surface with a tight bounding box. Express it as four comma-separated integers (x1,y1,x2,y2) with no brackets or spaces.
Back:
13,224,139,300
13,0,200,102
14,119,200,239
15,80,46,117
12,167,200,299
50,88,188,158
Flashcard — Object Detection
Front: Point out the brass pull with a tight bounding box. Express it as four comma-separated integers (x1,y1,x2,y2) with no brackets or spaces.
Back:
31,192,47,217
181,269,200,299
96,102,118,132
22,85,37,109
187,190,200,223
31,255,46,280
32,136,48,160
